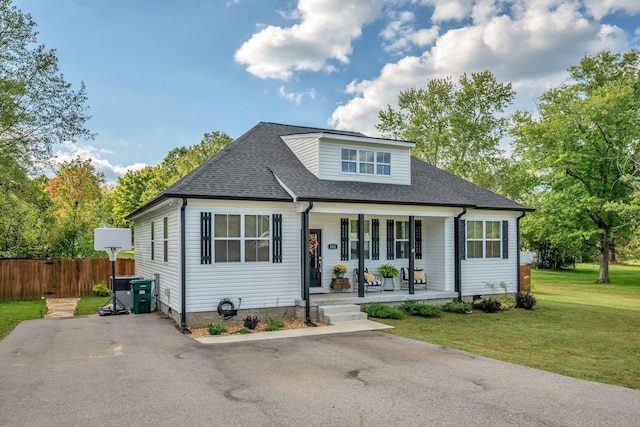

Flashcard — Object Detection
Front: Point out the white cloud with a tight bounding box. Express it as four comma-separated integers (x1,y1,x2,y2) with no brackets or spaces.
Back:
381,10,439,54
52,141,147,183
419,0,474,22
234,0,386,80
583,0,640,19
278,86,317,104
330,0,630,136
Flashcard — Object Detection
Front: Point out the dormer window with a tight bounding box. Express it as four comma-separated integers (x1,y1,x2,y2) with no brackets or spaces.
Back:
342,148,391,176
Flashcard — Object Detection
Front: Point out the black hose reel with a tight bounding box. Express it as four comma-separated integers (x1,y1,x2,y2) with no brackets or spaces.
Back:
217,298,241,319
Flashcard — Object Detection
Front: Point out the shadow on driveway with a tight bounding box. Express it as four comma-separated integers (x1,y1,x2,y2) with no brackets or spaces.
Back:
1,312,638,426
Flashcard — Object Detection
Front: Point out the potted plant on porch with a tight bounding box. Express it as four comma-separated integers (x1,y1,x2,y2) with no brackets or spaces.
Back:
333,264,348,278
377,263,399,278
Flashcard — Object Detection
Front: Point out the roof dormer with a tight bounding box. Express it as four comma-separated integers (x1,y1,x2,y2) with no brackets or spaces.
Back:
281,132,414,185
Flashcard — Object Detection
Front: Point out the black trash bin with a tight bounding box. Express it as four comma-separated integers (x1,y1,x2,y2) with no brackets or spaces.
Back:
130,279,152,314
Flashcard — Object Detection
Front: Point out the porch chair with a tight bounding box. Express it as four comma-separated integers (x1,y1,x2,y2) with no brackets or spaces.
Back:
353,268,383,292
400,267,427,290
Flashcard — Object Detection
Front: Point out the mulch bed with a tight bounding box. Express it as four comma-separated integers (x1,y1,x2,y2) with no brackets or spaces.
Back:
188,318,326,338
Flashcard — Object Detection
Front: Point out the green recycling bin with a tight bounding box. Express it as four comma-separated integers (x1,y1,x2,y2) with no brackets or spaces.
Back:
130,279,152,314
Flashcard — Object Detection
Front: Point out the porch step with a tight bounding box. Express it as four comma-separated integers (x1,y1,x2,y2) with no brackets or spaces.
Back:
318,304,367,325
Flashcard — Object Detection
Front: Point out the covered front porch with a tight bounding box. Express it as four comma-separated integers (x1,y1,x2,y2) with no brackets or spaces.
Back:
306,288,458,307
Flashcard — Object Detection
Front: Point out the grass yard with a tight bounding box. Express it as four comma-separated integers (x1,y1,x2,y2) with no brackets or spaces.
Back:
377,263,640,389
76,296,111,316
0,299,47,340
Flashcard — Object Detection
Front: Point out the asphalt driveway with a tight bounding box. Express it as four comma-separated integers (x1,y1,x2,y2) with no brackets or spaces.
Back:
1,313,638,426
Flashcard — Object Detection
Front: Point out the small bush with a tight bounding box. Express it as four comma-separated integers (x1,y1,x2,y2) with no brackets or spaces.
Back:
207,322,227,335
496,295,516,311
264,316,285,331
243,314,260,330
92,283,111,297
515,292,537,310
478,297,501,313
400,300,442,317
363,302,403,319
442,299,473,313
234,327,251,334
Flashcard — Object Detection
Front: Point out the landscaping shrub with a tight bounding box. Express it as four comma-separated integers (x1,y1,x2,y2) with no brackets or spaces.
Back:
477,297,501,313
207,321,227,335
515,292,537,310
92,283,111,297
363,302,403,319
264,316,285,331
400,300,442,317
496,295,516,311
243,314,260,330
442,299,473,313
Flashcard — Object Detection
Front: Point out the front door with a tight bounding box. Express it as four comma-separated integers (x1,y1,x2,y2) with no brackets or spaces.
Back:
309,229,322,287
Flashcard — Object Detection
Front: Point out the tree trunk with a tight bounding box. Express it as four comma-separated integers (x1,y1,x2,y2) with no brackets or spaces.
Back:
597,233,611,283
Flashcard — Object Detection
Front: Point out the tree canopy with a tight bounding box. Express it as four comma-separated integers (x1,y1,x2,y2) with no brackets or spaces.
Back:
377,71,515,192
512,49,640,282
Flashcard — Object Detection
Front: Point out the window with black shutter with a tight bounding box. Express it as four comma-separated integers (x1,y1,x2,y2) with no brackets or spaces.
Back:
340,218,349,261
502,220,509,259
371,219,379,260
201,212,211,264
415,220,422,259
272,214,282,263
386,219,395,260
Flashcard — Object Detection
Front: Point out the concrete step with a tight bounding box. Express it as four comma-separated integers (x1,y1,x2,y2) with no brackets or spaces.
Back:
318,304,367,325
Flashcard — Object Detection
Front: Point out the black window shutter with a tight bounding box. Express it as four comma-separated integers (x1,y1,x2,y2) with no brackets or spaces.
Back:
272,214,282,263
386,220,395,260
372,219,379,260
415,220,422,259
200,212,211,264
340,218,349,261
502,220,509,259
460,219,466,260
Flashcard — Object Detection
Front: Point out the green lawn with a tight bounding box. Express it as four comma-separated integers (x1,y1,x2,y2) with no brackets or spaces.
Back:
376,263,640,389
0,299,47,340
76,296,111,316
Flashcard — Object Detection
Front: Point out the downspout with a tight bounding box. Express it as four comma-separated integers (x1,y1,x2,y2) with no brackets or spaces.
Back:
358,214,365,297
303,202,314,323
516,211,526,293
454,208,467,302
180,198,188,329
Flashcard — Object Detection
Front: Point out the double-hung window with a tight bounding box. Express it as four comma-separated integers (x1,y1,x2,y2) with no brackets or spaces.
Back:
341,148,391,176
395,221,409,258
350,219,370,259
214,214,270,262
467,220,501,259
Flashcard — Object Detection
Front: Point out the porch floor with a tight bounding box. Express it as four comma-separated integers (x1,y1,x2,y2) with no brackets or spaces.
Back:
299,289,459,307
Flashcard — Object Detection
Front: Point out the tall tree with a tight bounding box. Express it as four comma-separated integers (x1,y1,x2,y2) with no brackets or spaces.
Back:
512,49,640,283
47,158,106,258
377,71,515,191
0,0,92,171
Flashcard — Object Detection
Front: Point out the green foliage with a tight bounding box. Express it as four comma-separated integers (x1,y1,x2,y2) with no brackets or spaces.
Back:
477,298,501,313
377,263,399,278
515,292,537,310
363,302,403,319
442,299,473,313
234,327,251,334
512,49,640,283
496,295,516,311
92,283,111,297
264,316,285,331
243,314,260,330
377,71,514,192
0,299,47,340
207,321,227,335
400,300,442,317
111,167,154,228
76,296,108,316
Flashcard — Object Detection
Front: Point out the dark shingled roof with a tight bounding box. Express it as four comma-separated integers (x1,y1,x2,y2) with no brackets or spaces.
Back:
128,122,530,218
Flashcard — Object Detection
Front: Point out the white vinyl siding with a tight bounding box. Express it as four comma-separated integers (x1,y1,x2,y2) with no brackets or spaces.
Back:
184,200,300,313
319,141,411,184
133,204,181,312
280,135,320,176
461,211,519,296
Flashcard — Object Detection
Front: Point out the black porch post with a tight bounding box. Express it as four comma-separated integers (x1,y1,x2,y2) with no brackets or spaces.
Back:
358,214,365,297
409,215,415,295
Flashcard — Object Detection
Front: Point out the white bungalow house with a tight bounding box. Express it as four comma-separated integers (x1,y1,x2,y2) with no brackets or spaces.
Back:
126,122,531,328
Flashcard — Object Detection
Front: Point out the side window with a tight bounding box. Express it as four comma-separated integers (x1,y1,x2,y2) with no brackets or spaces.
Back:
163,217,168,262
214,214,241,262
350,219,370,259
466,220,502,259
395,221,409,258
341,149,356,173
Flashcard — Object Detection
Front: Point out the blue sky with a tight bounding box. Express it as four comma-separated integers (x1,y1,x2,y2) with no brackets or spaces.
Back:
17,0,640,182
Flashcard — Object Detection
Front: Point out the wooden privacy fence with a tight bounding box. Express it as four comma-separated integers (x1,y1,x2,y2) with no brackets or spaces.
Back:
520,264,532,292
0,258,135,301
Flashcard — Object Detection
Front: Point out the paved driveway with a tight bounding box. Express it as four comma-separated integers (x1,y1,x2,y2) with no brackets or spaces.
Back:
1,313,638,426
